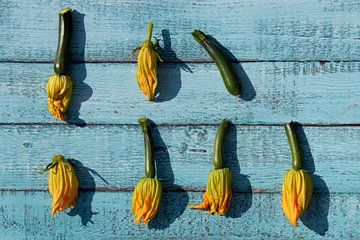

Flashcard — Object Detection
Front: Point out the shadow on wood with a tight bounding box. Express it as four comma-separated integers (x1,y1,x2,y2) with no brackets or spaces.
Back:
224,122,253,218
67,10,92,127
294,123,330,236
154,29,192,102
67,159,109,226
147,121,189,229
207,35,256,101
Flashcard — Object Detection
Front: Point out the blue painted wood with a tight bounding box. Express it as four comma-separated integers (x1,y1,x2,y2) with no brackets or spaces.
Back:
1,0,360,62
0,191,357,239
1,0,360,238
1,62,360,124
0,124,358,193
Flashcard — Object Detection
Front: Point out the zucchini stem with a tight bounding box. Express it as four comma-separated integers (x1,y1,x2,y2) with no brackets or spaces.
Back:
213,119,230,170
285,121,303,170
146,22,154,42
138,118,155,178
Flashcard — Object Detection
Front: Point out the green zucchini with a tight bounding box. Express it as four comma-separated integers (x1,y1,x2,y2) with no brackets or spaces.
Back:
192,30,241,96
213,119,230,170
285,121,303,170
138,118,155,178
54,8,72,76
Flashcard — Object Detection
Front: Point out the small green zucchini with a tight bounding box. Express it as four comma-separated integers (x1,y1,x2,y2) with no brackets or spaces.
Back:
138,117,155,178
54,8,72,76
192,30,241,96
213,119,230,170
285,121,303,170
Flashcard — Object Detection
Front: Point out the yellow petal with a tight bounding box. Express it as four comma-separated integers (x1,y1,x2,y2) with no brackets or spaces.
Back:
48,156,78,217
282,169,313,226
189,168,232,215
136,41,158,101
132,178,162,224
46,75,73,120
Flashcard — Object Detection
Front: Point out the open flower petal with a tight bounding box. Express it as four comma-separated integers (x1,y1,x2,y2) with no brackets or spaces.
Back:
189,168,232,215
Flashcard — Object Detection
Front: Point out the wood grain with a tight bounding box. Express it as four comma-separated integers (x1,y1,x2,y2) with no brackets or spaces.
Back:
1,0,360,62
1,61,360,124
0,190,357,238
0,124,358,193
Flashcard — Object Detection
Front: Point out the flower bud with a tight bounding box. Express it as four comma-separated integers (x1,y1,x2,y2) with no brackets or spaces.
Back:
136,23,160,100
46,75,73,120
282,169,313,226
47,155,78,217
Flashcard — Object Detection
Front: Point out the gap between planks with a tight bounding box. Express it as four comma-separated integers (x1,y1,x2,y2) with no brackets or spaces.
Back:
1,123,360,127
1,60,360,64
0,188,317,194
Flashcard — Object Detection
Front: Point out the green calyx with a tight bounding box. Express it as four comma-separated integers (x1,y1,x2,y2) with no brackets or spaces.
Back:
37,154,64,174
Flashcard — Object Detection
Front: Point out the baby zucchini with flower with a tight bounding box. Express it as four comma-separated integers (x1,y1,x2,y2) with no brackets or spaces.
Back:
46,8,73,120
282,121,313,226
134,23,162,100
40,155,79,217
189,119,232,215
132,118,162,224
192,30,241,96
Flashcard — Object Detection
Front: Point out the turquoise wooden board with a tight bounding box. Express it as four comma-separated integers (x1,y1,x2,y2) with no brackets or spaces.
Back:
1,62,360,124
0,191,358,239
1,0,360,62
0,124,358,193
1,0,360,238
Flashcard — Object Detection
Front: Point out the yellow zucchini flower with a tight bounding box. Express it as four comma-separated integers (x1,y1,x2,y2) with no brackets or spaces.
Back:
190,168,232,215
189,120,233,215
132,118,162,224
282,169,313,226
132,177,162,224
282,121,313,226
42,155,79,217
46,75,73,121
135,22,161,100
46,8,73,121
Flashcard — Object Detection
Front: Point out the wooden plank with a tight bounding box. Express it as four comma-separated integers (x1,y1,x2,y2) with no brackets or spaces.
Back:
1,62,360,124
1,0,360,62
0,190,358,239
1,124,359,193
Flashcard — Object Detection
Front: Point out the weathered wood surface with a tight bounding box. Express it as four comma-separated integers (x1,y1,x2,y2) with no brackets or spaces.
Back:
0,124,358,193
1,62,360,124
1,0,360,62
1,0,360,239
0,191,357,239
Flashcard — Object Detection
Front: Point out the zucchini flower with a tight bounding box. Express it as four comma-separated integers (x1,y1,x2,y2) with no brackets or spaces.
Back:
282,121,313,226
132,118,162,224
134,22,161,100
189,119,232,215
46,8,73,121
41,155,79,217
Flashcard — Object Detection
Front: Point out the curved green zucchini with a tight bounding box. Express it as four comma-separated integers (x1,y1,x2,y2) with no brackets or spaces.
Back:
138,118,155,178
285,121,303,170
213,119,230,170
54,8,72,76
192,30,241,96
